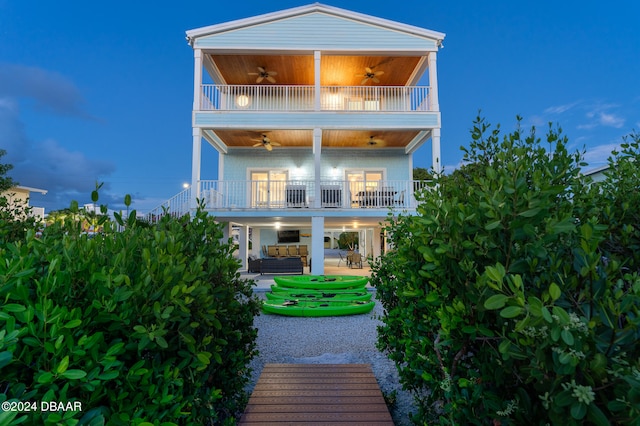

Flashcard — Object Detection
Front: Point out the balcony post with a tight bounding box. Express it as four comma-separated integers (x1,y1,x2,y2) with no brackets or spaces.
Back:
311,216,325,274
432,127,441,173
313,128,322,208
191,128,202,210
193,49,203,111
314,51,321,111
428,51,439,111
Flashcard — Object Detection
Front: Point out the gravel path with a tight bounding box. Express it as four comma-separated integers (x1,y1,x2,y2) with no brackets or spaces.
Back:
246,290,417,425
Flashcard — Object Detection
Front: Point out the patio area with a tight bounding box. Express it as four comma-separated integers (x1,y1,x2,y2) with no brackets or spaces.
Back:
241,253,372,290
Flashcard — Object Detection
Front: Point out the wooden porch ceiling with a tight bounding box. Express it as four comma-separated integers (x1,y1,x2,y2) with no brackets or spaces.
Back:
214,129,420,149
209,54,423,86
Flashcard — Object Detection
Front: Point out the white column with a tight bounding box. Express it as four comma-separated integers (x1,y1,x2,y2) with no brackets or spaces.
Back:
313,128,322,208
311,216,325,274
373,227,382,258
314,51,321,111
190,49,204,212
193,49,203,111
221,222,231,242
428,51,439,111
237,225,248,271
191,127,202,209
429,51,442,174
432,128,441,174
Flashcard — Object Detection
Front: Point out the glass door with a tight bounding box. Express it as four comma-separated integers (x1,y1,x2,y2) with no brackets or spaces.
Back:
250,170,288,208
346,170,383,207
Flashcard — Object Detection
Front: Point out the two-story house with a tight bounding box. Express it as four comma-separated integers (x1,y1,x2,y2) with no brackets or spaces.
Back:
147,3,445,274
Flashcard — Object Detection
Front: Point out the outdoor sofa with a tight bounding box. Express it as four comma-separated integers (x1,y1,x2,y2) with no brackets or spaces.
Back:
248,257,304,275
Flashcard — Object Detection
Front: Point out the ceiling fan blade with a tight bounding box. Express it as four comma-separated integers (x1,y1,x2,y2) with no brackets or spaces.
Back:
269,71,277,76
271,141,281,146
257,66,266,73
360,77,369,85
248,72,259,75
374,70,384,76
265,143,273,151
256,76,264,83
266,75,276,83
252,142,262,147
365,67,373,73
372,77,380,83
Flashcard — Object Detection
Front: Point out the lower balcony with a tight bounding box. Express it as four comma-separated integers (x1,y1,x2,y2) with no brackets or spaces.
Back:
145,180,429,221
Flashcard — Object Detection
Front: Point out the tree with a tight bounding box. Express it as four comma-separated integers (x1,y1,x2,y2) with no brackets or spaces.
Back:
412,167,432,181
0,149,39,243
373,116,640,425
0,148,17,193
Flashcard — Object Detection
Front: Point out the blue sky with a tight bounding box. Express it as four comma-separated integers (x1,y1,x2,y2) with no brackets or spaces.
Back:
1,0,638,213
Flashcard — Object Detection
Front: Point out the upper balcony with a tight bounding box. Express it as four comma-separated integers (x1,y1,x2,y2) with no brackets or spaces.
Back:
145,179,430,222
198,84,433,113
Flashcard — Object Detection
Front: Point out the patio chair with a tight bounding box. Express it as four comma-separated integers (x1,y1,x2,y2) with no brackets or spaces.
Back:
298,245,308,266
346,250,354,267
337,252,347,267
350,252,363,269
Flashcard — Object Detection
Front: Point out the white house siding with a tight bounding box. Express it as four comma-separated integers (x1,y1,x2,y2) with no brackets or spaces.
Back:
223,149,409,182
193,12,439,51
194,111,440,129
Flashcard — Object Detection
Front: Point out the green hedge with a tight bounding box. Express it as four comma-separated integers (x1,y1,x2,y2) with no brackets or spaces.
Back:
372,117,640,425
0,203,261,425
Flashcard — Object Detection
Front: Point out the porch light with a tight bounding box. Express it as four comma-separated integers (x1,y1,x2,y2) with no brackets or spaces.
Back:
322,87,343,110
236,95,250,107
182,183,190,189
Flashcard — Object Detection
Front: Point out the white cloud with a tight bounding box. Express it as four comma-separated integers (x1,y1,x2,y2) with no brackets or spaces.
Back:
578,103,625,130
544,102,580,115
582,142,621,167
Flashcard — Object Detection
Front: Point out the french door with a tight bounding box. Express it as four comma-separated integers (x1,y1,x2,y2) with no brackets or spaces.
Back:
346,170,384,206
250,170,288,208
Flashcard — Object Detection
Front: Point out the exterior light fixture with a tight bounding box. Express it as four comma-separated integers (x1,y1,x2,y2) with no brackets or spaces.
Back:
236,95,250,107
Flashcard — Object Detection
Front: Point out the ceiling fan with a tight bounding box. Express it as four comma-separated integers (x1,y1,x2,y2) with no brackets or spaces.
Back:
248,66,277,83
358,67,384,84
366,135,385,147
251,134,281,151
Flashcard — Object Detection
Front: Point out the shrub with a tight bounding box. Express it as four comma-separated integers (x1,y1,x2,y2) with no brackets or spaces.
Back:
0,198,261,425
372,116,640,425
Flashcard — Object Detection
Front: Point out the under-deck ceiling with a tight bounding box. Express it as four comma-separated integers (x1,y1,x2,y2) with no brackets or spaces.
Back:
213,129,421,149
204,53,429,150
209,54,423,86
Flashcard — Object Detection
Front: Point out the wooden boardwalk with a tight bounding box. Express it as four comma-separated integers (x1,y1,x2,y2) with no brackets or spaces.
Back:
239,363,395,425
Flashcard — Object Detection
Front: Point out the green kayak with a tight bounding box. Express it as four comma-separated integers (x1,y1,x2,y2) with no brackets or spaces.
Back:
262,299,375,317
273,275,368,289
265,290,372,302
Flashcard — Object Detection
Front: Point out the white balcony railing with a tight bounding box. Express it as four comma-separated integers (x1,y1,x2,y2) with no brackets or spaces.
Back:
198,180,429,210
145,187,191,223
200,85,432,112
145,180,431,220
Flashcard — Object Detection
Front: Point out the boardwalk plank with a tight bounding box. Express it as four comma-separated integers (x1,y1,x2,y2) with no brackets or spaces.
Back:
238,363,394,425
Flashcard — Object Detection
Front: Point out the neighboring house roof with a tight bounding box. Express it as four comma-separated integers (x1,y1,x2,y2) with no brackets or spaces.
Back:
15,185,48,195
186,3,445,49
583,165,610,183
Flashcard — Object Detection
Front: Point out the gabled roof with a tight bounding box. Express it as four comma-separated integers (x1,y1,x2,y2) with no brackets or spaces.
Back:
186,3,445,49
